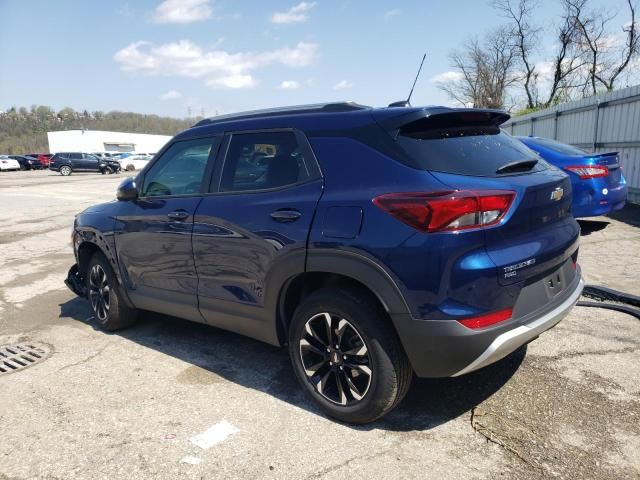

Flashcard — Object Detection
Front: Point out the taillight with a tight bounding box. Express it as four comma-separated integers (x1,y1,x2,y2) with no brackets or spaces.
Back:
457,308,513,329
565,165,608,179
373,190,515,233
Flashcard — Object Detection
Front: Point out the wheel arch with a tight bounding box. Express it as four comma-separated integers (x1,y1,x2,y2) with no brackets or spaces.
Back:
75,229,121,285
275,249,411,345
76,234,136,310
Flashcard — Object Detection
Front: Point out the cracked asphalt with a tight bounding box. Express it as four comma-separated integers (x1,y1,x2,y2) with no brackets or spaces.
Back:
1,170,639,479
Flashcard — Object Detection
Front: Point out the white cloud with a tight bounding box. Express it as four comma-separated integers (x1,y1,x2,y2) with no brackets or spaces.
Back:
114,40,319,89
384,9,401,19
333,80,353,90
161,89,182,100
271,1,316,24
534,61,555,82
208,75,256,89
151,0,213,24
280,80,300,89
430,71,464,83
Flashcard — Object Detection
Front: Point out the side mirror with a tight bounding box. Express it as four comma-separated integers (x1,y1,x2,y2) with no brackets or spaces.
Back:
117,177,139,201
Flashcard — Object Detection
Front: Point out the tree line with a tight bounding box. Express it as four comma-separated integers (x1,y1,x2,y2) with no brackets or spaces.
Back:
437,0,639,113
0,105,199,155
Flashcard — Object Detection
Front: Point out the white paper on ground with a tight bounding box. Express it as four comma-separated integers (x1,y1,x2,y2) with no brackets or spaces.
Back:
189,420,239,450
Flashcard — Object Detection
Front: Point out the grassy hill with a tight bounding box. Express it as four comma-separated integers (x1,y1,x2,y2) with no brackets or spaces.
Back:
0,106,199,154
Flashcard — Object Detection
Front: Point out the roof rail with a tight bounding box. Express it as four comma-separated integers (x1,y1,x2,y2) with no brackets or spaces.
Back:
193,101,370,127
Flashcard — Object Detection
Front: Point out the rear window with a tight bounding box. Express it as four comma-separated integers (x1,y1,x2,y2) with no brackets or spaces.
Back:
396,117,541,177
526,137,586,156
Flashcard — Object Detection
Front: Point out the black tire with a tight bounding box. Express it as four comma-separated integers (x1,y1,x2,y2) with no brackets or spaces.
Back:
60,165,72,176
86,252,137,331
288,288,412,424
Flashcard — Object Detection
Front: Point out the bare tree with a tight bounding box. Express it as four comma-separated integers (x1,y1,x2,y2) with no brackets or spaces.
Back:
494,0,586,108
437,27,518,109
493,0,541,109
543,0,587,105
570,0,639,92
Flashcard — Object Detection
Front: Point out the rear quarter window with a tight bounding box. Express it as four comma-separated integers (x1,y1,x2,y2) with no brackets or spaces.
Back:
396,119,542,177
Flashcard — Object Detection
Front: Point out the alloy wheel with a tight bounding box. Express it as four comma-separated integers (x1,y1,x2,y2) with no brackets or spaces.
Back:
298,312,372,406
88,264,110,321
60,166,71,176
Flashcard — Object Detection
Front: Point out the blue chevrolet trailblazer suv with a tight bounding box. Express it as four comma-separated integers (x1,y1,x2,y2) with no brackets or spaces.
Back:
65,102,584,423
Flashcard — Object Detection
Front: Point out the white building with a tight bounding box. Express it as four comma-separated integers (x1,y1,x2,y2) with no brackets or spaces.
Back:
47,130,172,154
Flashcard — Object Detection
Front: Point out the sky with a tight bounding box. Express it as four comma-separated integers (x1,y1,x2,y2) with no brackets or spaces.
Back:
0,0,634,118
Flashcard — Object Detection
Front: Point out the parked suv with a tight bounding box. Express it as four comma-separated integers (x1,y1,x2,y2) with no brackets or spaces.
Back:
49,152,122,175
65,103,583,423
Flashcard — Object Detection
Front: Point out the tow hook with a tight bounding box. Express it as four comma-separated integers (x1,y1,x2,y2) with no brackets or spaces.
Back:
578,285,640,320
64,264,87,298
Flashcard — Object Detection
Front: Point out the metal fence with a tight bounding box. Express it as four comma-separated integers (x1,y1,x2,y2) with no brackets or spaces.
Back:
502,84,640,204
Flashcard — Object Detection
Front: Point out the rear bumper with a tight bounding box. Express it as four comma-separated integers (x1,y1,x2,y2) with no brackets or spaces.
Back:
452,276,583,376
572,180,627,218
392,262,583,378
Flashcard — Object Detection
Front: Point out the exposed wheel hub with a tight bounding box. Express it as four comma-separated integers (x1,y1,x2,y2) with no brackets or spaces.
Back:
299,312,372,406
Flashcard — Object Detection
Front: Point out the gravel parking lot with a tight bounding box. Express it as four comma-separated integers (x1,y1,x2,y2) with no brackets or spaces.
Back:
1,170,639,480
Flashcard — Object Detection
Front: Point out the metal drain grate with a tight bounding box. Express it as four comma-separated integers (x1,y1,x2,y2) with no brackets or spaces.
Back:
0,343,51,375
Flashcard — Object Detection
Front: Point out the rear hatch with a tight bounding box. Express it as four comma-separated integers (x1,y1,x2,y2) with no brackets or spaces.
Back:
376,108,579,286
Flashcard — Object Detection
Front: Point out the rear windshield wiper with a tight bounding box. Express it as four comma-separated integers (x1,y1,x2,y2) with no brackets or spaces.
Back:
496,159,538,174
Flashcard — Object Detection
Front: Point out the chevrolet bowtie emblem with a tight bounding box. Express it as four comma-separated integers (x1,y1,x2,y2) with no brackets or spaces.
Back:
550,187,564,201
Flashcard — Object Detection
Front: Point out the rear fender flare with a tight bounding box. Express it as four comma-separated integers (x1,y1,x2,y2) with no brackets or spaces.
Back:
305,248,411,318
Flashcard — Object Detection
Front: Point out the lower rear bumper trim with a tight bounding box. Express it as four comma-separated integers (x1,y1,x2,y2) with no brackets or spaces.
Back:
452,278,584,376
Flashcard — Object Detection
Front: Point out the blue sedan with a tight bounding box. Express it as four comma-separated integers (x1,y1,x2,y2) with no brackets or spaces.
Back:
518,136,627,218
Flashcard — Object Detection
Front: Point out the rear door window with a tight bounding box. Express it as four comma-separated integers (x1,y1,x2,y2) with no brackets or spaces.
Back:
396,116,542,177
219,131,309,192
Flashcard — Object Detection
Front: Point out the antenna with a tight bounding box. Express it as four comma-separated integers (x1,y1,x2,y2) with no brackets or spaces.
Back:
389,53,427,108
407,53,426,105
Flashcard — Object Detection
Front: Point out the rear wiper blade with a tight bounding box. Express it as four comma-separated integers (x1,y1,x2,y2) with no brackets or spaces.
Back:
496,159,538,174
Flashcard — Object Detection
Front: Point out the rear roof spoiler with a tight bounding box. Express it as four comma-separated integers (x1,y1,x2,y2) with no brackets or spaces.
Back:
373,107,510,131
588,151,619,159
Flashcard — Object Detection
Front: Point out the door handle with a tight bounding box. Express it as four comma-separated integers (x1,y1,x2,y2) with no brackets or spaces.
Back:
270,209,302,222
167,210,190,221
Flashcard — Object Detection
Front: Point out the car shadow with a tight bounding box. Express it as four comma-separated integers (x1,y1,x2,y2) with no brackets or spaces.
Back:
609,203,640,228
578,219,610,235
59,297,525,432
